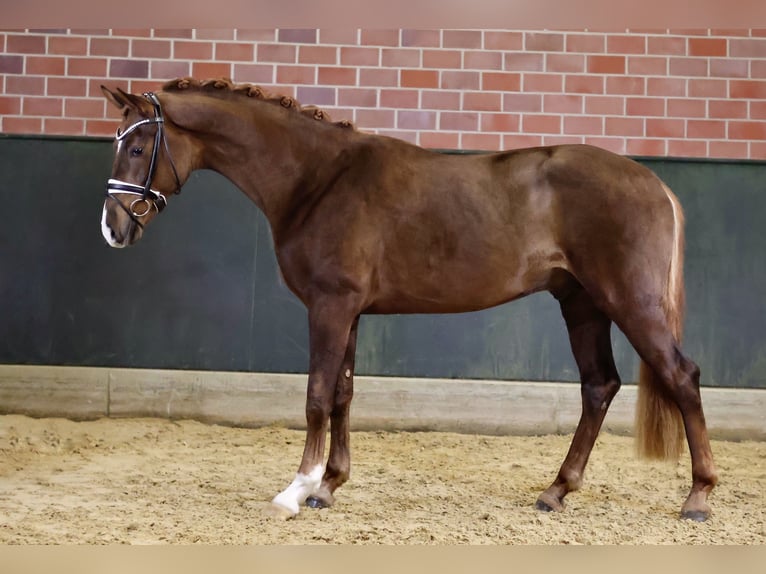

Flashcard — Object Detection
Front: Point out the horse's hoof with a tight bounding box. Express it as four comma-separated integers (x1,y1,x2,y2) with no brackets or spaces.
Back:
535,499,555,512
681,495,711,522
264,502,297,520
305,486,335,509
535,492,565,513
305,496,329,509
680,509,710,522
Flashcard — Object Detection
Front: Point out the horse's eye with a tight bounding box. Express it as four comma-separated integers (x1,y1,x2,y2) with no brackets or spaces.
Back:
131,147,144,157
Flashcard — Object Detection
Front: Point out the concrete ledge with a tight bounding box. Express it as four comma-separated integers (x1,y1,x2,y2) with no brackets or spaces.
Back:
0,365,109,420
0,364,764,440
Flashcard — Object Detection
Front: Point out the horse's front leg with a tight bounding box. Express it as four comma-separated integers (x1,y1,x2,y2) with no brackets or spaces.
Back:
306,316,359,509
268,298,359,519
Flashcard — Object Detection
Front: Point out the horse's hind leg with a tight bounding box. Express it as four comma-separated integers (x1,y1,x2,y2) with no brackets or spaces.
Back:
537,283,621,512
306,316,359,509
616,307,717,521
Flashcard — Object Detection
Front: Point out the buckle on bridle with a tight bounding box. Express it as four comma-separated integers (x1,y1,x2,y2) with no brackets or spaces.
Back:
129,198,153,217
105,178,168,225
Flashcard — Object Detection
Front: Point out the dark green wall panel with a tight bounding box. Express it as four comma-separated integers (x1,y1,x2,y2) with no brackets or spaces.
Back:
649,160,766,389
1,136,764,388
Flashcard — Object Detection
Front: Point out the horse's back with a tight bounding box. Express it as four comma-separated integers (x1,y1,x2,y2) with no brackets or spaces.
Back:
279,139,677,314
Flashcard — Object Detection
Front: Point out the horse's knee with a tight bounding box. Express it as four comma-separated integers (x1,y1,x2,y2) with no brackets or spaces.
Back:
331,371,354,416
335,378,354,405
305,394,333,425
581,374,621,414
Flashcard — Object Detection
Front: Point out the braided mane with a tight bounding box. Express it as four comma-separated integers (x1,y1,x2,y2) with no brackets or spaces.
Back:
161,77,355,130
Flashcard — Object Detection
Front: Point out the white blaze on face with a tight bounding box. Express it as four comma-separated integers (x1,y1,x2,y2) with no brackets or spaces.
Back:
271,464,325,516
101,201,124,248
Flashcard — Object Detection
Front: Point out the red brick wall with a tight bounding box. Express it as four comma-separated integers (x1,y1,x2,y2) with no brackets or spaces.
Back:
1,28,765,159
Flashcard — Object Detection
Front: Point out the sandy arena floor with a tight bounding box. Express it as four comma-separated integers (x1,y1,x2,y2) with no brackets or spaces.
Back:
0,414,763,544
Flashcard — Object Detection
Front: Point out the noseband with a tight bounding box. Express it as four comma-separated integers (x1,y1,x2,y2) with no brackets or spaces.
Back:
105,92,181,228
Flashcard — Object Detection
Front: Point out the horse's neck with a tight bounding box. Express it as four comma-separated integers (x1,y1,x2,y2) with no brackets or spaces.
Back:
166,92,343,229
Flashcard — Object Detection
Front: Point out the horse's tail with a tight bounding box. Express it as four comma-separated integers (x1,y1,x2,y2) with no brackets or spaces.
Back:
634,181,686,460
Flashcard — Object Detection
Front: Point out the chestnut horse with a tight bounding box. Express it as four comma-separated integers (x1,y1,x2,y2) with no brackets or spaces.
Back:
100,78,717,521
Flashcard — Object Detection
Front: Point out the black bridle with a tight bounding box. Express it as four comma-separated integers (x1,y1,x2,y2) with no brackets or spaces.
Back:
105,92,182,228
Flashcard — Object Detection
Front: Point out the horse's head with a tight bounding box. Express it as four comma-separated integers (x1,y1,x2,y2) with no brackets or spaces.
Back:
100,86,193,247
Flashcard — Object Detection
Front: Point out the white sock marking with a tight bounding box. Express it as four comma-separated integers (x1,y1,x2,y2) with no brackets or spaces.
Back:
271,464,325,516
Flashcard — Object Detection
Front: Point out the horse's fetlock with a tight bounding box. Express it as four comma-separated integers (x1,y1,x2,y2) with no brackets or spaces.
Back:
563,470,583,492
568,477,583,492
328,468,350,486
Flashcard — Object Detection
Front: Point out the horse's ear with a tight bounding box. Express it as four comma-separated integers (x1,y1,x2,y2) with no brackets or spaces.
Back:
100,85,152,113
101,85,130,111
